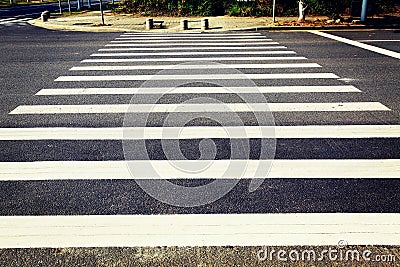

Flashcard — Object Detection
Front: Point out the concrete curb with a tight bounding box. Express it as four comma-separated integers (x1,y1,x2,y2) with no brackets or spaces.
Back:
232,24,400,32
29,19,133,32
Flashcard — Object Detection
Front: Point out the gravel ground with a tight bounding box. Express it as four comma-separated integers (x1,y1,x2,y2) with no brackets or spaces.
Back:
1,246,399,266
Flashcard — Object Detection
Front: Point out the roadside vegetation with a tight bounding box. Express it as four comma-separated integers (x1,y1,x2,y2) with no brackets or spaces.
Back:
116,0,399,18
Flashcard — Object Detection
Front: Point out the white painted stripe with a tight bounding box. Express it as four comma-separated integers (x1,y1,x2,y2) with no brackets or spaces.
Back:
9,102,390,114
36,85,361,95
70,63,321,71
0,17,31,24
111,38,272,45
310,31,400,60
90,51,294,57
15,12,40,17
1,125,399,140
15,18,32,23
99,46,286,51
55,73,338,82
106,42,281,46
81,56,307,63
0,15,35,23
0,17,18,22
121,32,261,37
113,38,272,42
116,36,268,40
358,39,400,42
0,159,398,180
1,213,400,247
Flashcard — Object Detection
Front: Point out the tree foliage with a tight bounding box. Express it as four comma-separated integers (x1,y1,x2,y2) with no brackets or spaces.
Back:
119,0,231,16
118,0,398,17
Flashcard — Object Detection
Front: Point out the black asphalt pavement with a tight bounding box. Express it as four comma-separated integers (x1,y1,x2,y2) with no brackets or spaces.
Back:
0,25,399,215
0,16,400,265
0,0,103,26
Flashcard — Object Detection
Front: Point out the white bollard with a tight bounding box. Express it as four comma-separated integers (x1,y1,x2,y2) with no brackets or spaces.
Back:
41,11,50,22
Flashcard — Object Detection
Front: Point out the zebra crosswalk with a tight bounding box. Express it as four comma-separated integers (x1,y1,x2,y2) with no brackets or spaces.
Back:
0,14,33,26
1,32,400,248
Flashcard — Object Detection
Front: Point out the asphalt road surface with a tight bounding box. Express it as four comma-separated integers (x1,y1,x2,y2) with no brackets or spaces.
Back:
0,20,399,265
0,3,63,26
0,0,101,26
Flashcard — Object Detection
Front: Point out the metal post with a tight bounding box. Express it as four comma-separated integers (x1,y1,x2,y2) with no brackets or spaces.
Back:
272,0,276,23
58,0,62,14
77,0,81,11
67,0,71,14
87,0,91,9
361,0,368,22
9,0,13,6
99,0,105,24
111,0,114,5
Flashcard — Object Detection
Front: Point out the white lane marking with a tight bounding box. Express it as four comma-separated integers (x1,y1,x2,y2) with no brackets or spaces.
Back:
106,42,281,46
81,56,307,63
114,38,273,42
121,32,261,37
36,85,361,95
54,73,338,81
1,125,399,140
99,46,287,51
1,213,400,247
111,39,272,45
116,36,268,40
9,102,390,114
7,13,40,18
310,31,400,60
0,13,35,22
90,51,294,57
0,13,39,24
70,63,321,71
0,160,398,180
0,17,31,24
357,40,400,42
0,17,18,22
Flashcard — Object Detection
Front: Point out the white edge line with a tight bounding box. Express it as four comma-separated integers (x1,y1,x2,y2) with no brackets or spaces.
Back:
1,213,400,247
357,40,400,42
310,31,400,60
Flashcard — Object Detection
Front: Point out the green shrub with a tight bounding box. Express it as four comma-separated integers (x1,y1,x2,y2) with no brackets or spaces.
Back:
119,0,231,16
378,0,399,13
118,0,398,17
228,3,242,16
306,0,352,18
